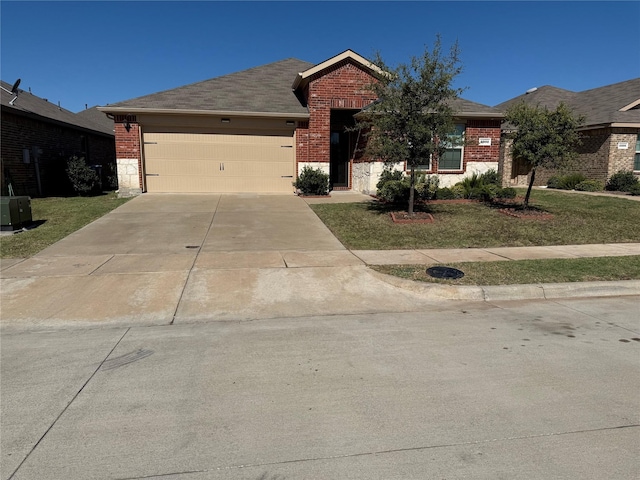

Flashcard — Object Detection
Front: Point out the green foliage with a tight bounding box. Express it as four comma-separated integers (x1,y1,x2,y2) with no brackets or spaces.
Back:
377,174,439,204
415,175,439,201
628,183,640,196
293,166,329,196
356,35,465,214
546,176,561,189
435,187,455,200
377,179,410,204
66,155,100,195
574,180,604,192
459,173,483,198
606,170,639,192
504,101,584,207
559,173,587,190
449,184,466,199
496,187,517,199
478,169,500,186
376,169,404,191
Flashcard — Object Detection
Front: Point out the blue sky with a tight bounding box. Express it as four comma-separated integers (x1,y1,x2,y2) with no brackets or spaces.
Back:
1,1,638,113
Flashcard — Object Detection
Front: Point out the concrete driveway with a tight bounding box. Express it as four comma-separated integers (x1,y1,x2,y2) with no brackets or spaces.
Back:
1,194,442,329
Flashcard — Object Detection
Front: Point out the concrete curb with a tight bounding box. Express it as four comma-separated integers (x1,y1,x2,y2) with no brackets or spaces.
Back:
369,269,640,301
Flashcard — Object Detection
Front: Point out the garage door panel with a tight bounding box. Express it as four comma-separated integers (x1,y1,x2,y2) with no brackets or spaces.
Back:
143,132,294,193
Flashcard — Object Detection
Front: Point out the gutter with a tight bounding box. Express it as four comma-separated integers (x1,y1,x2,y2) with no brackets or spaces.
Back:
97,106,310,120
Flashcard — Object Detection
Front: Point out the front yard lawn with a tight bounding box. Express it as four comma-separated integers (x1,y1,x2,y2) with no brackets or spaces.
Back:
374,256,640,286
310,190,640,250
0,192,130,259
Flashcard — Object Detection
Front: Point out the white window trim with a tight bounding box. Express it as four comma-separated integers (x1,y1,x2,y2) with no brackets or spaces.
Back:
634,134,640,172
438,124,465,172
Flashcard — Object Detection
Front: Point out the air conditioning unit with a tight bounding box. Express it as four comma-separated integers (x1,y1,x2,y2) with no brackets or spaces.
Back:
1,196,33,231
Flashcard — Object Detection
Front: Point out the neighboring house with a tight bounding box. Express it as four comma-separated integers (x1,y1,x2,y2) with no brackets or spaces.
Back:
1,82,116,197
495,78,640,187
99,50,503,196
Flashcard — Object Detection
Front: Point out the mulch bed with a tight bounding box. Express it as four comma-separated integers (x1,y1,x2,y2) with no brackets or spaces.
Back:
497,207,554,220
390,211,434,224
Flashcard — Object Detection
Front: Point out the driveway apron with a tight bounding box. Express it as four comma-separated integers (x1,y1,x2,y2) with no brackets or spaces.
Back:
1,194,439,329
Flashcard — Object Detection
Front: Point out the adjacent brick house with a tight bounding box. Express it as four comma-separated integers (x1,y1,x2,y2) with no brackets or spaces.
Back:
1,82,116,197
99,50,503,197
496,78,640,187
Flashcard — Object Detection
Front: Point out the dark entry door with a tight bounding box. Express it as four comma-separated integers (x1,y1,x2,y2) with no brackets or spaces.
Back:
330,130,350,188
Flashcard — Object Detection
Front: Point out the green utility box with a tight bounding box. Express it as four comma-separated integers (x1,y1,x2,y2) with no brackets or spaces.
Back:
1,196,33,231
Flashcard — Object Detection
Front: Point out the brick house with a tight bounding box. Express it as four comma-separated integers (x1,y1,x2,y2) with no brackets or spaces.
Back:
1,81,116,197
99,50,503,197
496,78,640,187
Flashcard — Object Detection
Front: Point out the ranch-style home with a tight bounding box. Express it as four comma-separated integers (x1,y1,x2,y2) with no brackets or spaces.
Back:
99,50,503,197
496,78,640,187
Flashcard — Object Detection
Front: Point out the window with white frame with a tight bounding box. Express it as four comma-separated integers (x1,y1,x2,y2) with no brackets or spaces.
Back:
438,124,465,171
634,134,640,171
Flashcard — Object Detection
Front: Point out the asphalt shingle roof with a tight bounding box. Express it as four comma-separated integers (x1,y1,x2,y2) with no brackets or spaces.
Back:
107,58,314,115
76,106,115,135
494,78,640,126
1,81,113,136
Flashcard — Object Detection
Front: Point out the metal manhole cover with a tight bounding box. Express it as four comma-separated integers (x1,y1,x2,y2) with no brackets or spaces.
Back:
426,266,464,279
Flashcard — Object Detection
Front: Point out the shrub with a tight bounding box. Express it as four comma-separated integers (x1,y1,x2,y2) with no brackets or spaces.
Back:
478,169,500,186
547,176,562,189
628,183,640,196
415,175,439,201
606,170,639,192
66,155,100,195
449,184,466,199
376,169,404,191
574,180,604,192
558,173,586,190
294,166,329,196
435,187,455,200
496,187,517,199
377,179,410,204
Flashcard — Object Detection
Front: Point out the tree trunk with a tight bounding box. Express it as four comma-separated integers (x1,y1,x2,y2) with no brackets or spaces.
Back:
524,167,536,210
408,166,416,216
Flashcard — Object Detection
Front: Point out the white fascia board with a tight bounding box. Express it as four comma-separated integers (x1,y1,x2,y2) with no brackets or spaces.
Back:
292,49,384,90
97,106,310,120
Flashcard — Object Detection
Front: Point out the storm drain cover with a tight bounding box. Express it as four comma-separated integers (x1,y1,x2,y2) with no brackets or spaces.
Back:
426,266,464,279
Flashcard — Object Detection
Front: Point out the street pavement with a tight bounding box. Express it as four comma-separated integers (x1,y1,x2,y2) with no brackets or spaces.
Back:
1,297,639,479
1,193,639,479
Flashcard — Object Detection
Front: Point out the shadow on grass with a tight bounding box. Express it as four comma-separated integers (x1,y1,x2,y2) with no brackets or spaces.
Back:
365,200,435,215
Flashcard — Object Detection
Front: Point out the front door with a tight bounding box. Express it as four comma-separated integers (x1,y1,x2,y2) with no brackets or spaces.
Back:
330,130,350,188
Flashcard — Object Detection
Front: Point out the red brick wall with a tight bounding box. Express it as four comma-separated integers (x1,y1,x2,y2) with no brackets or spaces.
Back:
114,116,142,189
464,120,502,163
303,61,377,165
1,110,115,196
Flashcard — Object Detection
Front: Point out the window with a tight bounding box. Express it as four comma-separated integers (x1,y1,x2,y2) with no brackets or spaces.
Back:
438,124,465,171
635,134,640,171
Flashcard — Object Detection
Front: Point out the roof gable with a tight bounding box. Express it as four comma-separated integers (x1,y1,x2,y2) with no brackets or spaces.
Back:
292,49,383,91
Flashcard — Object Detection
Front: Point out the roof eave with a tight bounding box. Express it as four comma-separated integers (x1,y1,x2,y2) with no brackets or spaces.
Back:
97,106,310,119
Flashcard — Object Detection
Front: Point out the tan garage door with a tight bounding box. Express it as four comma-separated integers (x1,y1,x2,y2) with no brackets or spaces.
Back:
143,132,295,193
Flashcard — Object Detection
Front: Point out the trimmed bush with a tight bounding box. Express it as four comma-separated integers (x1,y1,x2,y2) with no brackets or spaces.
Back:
547,176,561,189
628,183,640,196
66,156,100,195
415,175,439,201
496,187,517,199
478,169,500,186
558,173,587,190
606,170,639,192
294,166,329,196
449,184,466,199
376,169,404,191
377,179,410,204
435,187,455,200
574,180,604,192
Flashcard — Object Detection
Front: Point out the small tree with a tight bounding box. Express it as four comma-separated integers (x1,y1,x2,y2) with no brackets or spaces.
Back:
66,155,100,195
504,102,584,209
355,36,465,216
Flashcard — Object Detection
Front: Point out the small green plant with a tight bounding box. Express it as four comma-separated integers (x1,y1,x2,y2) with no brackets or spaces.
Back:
496,187,517,199
377,179,410,204
66,155,100,195
574,180,604,192
435,187,455,200
293,166,330,196
606,170,639,192
628,183,640,196
415,175,439,201
478,169,500,186
547,176,561,189
376,169,404,191
558,173,587,190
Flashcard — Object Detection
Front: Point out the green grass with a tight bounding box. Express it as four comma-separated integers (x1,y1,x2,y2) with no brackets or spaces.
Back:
1,192,130,259
374,255,640,286
310,190,640,249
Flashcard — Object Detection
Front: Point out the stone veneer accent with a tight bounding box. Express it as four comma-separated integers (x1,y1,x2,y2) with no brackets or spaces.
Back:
116,158,143,197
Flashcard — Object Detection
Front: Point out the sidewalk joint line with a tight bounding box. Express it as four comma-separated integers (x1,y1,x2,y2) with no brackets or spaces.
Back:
170,196,221,325
7,327,132,480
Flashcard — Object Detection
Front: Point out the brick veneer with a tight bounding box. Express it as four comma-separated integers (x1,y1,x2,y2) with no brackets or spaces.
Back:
1,110,115,196
113,116,143,192
297,60,378,188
